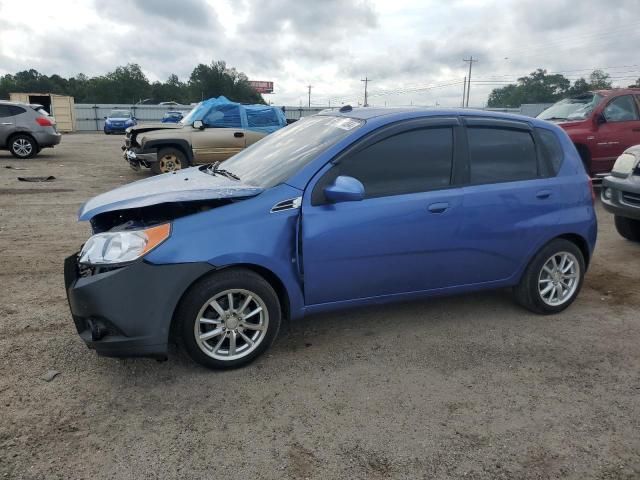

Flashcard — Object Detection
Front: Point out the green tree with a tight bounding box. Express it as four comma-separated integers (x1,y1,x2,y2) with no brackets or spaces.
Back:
0,60,265,104
487,69,570,107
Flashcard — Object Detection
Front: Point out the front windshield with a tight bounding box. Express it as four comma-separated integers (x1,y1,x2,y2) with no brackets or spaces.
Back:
180,104,201,124
109,110,130,118
538,93,603,121
216,115,364,188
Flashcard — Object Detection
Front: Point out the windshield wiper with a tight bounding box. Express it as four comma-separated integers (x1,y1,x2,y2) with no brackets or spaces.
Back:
203,161,241,181
544,116,568,121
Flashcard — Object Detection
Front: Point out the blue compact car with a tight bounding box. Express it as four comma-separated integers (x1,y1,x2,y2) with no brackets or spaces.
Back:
104,110,137,134
65,107,597,369
161,111,184,123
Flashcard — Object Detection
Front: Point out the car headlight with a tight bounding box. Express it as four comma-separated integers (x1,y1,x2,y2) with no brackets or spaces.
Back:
612,153,639,177
79,223,171,265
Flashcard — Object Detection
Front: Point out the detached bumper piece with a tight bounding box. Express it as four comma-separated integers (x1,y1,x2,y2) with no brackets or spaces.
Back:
64,254,213,359
122,149,158,171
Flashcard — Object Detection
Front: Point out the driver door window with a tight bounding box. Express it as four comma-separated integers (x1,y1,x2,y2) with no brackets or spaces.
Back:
203,105,242,128
313,127,453,204
603,95,639,122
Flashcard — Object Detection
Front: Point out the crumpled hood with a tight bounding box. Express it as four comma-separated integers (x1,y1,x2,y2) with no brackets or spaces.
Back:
127,123,184,134
78,167,263,221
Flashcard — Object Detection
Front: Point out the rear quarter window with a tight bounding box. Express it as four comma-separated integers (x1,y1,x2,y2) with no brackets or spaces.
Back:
536,128,564,175
0,105,13,118
9,106,26,116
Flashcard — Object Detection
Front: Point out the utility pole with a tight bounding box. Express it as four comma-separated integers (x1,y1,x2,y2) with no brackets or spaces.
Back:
361,77,372,106
307,85,312,108
463,56,477,107
462,76,467,108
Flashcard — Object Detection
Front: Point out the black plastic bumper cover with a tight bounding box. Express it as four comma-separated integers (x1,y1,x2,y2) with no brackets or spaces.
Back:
64,255,213,358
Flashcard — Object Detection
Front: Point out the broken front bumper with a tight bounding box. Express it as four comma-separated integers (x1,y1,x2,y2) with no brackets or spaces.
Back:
122,148,158,171
64,254,213,359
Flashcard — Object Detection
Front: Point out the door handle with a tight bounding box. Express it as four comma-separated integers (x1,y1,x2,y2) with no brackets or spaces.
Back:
632,127,640,132
0,122,12,125
536,190,552,199
428,202,449,214
234,132,244,138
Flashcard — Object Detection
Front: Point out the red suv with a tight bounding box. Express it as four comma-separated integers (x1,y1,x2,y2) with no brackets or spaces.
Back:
538,89,640,176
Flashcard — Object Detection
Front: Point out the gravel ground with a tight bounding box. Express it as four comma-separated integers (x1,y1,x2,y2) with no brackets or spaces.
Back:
0,133,639,480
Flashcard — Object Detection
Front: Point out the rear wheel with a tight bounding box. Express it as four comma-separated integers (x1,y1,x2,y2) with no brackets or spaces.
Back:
177,269,281,369
9,134,38,159
614,216,640,242
151,147,187,174
514,239,585,314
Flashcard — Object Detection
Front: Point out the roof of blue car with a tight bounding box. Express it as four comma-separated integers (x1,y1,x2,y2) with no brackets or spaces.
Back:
320,106,543,125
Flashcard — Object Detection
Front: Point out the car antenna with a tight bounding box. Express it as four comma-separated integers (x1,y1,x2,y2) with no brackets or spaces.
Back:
339,105,353,113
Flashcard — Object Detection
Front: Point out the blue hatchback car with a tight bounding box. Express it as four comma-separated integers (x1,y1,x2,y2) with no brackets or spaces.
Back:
65,107,597,369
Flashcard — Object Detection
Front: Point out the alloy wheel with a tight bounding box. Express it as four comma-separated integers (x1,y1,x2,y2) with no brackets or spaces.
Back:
194,289,269,361
13,138,33,157
538,251,579,306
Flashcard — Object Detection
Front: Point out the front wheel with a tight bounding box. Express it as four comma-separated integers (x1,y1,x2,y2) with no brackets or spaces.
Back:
152,147,187,174
614,216,640,242
514,239,585,314
177,269,281,369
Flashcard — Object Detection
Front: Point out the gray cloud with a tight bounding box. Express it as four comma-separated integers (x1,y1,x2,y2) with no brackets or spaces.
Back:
1,0,638,107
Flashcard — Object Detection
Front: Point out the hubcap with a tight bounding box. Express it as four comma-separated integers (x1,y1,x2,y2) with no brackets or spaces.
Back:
159,154,182,172
194,289,269,361
538,251,579,306
13,138,33,157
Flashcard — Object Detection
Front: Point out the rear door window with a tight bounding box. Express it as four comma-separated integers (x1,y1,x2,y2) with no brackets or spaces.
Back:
0,105,12,118
247,108,279,128
468,127,538,184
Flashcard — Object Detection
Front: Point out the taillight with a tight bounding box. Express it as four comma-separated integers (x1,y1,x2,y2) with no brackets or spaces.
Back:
587,177,595,203
36,117,53,127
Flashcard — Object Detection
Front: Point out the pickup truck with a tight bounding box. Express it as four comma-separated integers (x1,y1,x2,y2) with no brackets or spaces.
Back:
123,97,286,174
538,88,640,177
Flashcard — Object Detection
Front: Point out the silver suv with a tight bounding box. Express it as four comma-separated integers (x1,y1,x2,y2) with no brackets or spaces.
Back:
0,101,62,158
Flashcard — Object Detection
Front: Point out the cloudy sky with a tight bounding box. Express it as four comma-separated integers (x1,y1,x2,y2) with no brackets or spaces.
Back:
1,0,639,107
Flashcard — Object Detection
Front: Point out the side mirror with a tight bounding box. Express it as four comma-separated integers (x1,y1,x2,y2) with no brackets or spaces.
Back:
324,176,365,203
193,120,204,130
103,116,107,119
596,113,606,125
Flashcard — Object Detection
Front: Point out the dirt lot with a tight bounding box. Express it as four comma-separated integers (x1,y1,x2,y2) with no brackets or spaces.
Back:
0,133,639,479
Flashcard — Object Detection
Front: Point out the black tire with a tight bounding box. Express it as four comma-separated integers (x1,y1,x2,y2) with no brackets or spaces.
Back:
151,147,188,174
104,130,111,135
177,268,281,369
513,239,585,315
9,134,38,159
614,215,640,242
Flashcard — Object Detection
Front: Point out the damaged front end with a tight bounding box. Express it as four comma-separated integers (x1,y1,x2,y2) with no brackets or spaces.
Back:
64,167,263,358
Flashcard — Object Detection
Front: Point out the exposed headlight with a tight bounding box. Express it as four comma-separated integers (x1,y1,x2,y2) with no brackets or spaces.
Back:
612,153,639,176
79,223,171,265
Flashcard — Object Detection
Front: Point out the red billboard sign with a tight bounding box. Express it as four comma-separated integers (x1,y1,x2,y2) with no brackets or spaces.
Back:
248,80,274,94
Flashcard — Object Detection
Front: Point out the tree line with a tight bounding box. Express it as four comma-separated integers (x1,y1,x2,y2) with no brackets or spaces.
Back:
0,61,265,105
488,69,640,108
